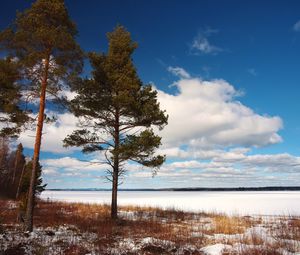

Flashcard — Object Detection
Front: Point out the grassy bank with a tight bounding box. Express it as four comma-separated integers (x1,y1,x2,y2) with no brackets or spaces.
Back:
1,198,300,254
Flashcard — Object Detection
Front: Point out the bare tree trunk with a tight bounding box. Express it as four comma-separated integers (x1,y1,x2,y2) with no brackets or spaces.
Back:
25,55,50,232
16,163,26,199
12,146,21,185
0,138,8,175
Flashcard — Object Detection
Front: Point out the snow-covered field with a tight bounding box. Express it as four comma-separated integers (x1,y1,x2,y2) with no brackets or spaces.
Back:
41,190,300,216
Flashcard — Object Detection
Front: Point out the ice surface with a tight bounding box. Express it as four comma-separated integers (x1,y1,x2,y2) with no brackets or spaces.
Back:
41,191,300,216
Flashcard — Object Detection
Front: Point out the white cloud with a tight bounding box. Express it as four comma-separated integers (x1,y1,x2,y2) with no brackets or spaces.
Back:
19,112,79,153
41,149,300,188
167,66,191,79
244,153,300,173
157,77,282,149
293,20,300,31
157,147,189,159
127,150,300,187
42,156,106,172
20,71,282,160
191,29,222,55
42,167,58,176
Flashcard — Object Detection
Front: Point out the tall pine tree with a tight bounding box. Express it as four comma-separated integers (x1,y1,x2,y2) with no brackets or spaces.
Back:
0,0,83,231
64,26,168,219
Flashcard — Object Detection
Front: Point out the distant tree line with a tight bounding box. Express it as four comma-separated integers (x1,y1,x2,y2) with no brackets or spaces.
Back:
0,139,46,199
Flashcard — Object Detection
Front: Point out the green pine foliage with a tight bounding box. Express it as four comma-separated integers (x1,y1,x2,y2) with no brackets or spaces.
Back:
64,25,168,218
0,0,83,105
19,160,46,197
65,26,167,168
0,58,29,137
17,160,46,221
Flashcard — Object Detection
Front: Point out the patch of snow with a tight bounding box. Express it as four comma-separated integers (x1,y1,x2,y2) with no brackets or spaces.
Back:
201,243,232,255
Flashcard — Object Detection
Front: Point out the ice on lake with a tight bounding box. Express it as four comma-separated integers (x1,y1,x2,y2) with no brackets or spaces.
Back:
41,190,300,216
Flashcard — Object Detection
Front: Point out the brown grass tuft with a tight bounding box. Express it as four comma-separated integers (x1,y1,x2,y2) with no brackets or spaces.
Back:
208,214,252,235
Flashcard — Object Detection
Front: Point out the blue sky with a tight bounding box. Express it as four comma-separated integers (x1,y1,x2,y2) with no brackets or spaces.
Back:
1,0,300,188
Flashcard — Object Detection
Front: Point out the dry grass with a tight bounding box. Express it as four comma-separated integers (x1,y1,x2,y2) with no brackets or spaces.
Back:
228,246,282,255
273,216,300,241
206,214,253,235
35,200,208,249
1,198,300,254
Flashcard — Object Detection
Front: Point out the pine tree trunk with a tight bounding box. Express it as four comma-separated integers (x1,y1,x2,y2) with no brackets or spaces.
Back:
111,108,120,220
111,165,118,219
25,55,50,232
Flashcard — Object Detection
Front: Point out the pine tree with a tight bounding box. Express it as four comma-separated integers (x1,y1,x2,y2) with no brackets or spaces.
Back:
19,160,46,197
17,160,46,223
0,141,26,198
0,0,83,231
64,26,168,219
12,143,24,186
0,58,28,138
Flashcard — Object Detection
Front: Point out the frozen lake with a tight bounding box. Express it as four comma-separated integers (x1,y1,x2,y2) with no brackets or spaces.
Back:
41,190,300,216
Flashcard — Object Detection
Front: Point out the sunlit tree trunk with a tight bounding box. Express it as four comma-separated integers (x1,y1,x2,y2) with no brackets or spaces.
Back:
25,54,50,232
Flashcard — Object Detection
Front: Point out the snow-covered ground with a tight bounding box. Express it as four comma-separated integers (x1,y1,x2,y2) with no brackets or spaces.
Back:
41,190,300,216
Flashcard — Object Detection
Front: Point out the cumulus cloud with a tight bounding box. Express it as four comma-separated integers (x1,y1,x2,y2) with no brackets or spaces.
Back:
293,20,300,31
157,77,282,148
19,112,79,153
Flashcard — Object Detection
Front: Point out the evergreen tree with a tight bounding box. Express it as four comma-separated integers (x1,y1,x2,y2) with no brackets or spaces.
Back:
0,58,29,138
0,0,83,231
64,26,168,219
19,160,46,197
18,160,46,223
0,142,26,198
11,143,25,186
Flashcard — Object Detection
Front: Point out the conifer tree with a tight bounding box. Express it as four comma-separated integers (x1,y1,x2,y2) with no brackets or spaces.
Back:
0,58,28,138
0,0,83,231
17,160,46,223
0,142,26,198
64,26,168,219
12,143,24,186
